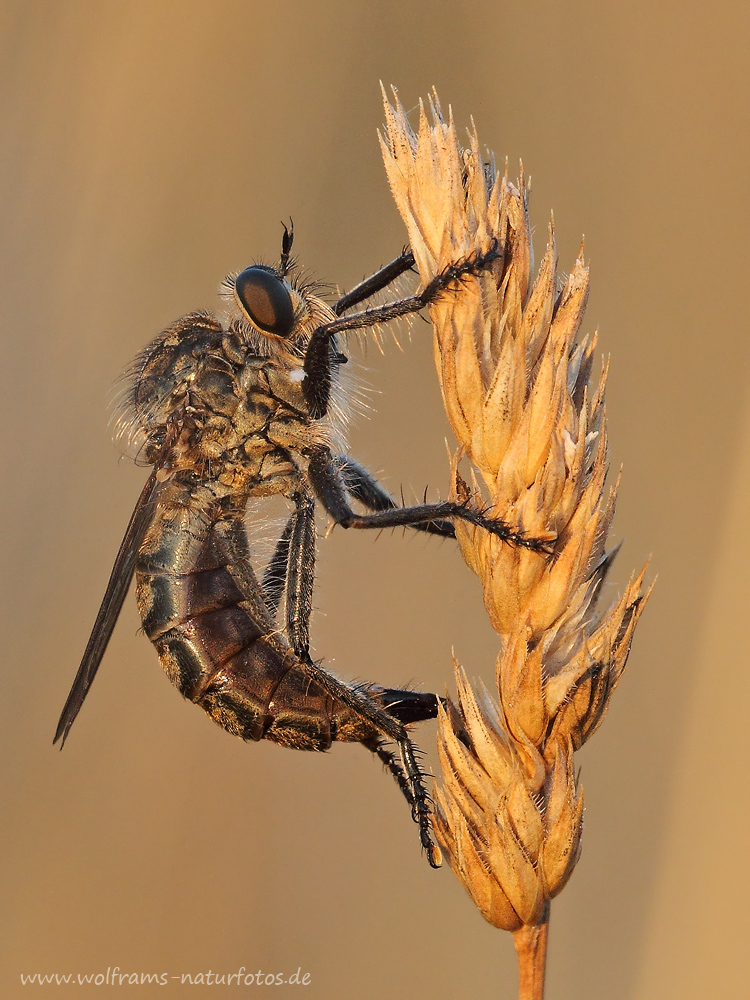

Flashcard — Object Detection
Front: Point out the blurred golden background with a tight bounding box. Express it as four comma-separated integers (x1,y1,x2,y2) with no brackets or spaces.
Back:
2,2,748,997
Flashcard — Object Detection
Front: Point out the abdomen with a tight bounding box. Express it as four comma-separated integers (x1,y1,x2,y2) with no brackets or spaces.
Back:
135,480,378,750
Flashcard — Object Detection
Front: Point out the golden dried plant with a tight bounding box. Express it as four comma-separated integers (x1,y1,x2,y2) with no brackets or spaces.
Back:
380,87,651,997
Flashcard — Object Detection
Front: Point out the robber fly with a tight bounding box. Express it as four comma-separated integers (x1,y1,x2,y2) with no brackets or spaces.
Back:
54,227,547,866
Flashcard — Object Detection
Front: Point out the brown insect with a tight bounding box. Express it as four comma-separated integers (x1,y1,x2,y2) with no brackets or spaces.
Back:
55,227,547,865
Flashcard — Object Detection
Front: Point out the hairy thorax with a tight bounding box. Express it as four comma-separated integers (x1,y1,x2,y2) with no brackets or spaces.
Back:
123,312,333,501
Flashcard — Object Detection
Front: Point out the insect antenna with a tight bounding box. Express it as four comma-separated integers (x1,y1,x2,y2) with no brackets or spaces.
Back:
279,218,294,276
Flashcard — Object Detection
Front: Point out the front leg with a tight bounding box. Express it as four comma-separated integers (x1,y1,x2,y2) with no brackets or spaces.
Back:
333,249,415,316
308,446,552,554
303,242,502,418
301,250,416,422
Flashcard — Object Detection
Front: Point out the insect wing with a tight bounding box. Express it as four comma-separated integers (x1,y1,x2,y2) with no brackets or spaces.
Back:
54,470,161,747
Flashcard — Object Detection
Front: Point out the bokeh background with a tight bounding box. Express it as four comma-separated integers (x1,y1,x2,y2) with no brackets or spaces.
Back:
2,2,748,997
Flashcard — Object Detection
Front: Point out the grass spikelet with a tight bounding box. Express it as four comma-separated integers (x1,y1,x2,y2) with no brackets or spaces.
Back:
380,85,652,998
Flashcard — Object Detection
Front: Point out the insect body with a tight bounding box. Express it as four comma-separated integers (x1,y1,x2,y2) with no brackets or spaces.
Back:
55,230,548,866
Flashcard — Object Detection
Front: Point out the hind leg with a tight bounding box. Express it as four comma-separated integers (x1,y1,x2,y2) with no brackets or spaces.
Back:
261,490,442,866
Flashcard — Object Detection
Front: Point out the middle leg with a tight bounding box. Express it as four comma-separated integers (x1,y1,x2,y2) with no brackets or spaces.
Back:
309,446,553,553
333,453,455,539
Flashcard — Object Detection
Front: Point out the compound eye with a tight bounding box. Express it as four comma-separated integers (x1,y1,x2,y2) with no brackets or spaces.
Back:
234,267,295,337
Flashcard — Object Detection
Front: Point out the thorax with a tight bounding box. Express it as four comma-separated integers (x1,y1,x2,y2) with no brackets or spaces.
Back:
124,314,329,499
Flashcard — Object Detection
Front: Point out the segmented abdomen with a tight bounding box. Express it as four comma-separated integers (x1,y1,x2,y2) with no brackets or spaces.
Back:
135,481,375,750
